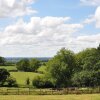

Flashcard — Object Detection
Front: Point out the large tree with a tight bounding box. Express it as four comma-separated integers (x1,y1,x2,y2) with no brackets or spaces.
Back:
46,48,76,88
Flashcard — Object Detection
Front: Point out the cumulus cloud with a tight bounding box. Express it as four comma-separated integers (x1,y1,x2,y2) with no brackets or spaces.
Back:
95,6,100,28
83,6,100,29
80,0,100,6
0,16,83,47
0,0,37,18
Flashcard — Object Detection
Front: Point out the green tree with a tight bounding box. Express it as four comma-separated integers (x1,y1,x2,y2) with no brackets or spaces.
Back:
76,48,100,71
0,68,10,86
26,77,30,86
72,70,100,87
16,59,30,72
46,48,76,88
0,57,6,66
6,76,17,87
30,58,41,72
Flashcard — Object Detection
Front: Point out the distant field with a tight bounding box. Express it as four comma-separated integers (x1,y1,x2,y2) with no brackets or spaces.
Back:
10,72,42,86
0,66,43,86
0,94,100,100
0,66,17,71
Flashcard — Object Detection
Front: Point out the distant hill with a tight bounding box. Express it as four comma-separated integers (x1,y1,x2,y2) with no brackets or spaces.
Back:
5,57,52,63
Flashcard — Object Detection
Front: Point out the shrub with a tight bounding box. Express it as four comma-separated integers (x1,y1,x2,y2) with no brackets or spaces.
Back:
6,76,18,87
32,76,53,88
26,77,30,86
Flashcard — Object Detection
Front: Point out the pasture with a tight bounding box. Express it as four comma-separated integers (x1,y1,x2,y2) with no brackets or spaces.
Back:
0,94,100,100
0,66,17,71
10,72,42,86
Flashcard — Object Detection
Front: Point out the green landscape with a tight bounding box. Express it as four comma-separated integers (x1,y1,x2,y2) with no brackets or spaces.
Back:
0,45,100,99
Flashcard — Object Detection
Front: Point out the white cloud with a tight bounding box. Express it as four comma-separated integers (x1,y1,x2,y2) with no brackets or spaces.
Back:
77,34,100,43
0,0,37,18
1,16,99,56
95,6,100,28
0,16,83,47
83,6,100,28
80,0,100,6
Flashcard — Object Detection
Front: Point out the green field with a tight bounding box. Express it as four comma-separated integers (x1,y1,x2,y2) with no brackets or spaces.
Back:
10,72,42,86
0,94,100,100
0,66,17,71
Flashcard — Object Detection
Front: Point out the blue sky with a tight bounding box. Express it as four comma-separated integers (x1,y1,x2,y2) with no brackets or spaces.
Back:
0,0,100,57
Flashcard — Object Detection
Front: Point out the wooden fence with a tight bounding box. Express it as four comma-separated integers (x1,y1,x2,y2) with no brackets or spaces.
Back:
0,87,100,95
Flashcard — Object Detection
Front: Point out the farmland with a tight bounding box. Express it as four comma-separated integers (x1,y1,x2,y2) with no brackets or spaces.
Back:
10,72,42,86
0,65,42,86
0,94,100,100
0,66,17,71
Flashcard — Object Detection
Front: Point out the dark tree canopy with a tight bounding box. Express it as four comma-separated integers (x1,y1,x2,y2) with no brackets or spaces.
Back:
0,68,10,85
16,58,41,72
0,57,6,66
16,59,30,72
30,58,41,72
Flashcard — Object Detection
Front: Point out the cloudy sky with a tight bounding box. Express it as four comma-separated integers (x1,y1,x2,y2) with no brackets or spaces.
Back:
0,0,100,57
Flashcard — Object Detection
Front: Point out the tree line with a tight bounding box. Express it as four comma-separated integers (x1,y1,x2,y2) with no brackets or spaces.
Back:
0,45,100,88
32,45,100,88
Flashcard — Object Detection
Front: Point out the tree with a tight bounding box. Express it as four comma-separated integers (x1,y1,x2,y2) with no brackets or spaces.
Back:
0,57,6,66
76,48,100,71
97,44,100,50
46,48,76,88
32,76,53,88
6,76,17,87
30,58,41,72
16,59,30,72
0,68,10,86
72,70,100,87
26,77,30,86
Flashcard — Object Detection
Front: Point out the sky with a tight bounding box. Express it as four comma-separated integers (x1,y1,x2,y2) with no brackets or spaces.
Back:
0,0,100,57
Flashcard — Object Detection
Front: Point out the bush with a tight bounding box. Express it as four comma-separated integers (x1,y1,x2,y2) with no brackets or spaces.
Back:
32,76,53,88
6,76,18,87
26,77,30,86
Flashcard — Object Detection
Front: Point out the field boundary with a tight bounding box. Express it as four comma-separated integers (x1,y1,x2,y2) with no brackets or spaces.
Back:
0,87,100,95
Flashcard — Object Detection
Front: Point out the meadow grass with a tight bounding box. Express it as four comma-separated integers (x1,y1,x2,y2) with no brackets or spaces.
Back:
0,66,17,71
10,72,42,86
0,94,100,100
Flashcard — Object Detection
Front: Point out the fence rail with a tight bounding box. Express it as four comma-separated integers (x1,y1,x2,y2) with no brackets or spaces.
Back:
0,87,100,95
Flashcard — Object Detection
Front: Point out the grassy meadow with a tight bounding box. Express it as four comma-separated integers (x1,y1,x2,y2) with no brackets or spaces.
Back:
0,94,100,100
0,66,17,71
10,72,42,86
0,65,42,86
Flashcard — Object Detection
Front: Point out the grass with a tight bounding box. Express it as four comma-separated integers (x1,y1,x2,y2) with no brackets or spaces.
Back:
0,94,100,100
0,66,17,71
37,65,47,73
10,72,42,86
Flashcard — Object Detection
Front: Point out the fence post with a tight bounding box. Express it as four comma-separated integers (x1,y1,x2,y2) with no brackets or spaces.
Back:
29,87,30,95
17,88,19,95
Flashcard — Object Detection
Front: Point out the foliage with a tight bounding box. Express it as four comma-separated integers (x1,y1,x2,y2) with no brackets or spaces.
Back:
37,65,47,74
16,59,30,72
30,58,41,72
46,48,76,88
26,77,30,86
16,58,41,72
0,68,10,86
32,76,53,88
6,76,18,87
0,57,6,66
